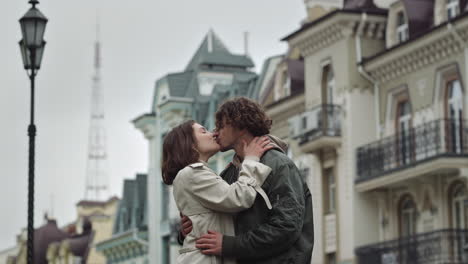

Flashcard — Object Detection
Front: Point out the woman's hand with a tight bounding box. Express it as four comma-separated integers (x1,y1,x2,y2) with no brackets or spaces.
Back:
243,136,273,158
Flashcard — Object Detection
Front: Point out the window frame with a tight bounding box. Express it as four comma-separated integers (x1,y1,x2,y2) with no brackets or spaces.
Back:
396,11,409,43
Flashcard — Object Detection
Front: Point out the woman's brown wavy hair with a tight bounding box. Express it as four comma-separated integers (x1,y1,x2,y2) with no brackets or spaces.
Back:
215,97,272,136
161,120,199,185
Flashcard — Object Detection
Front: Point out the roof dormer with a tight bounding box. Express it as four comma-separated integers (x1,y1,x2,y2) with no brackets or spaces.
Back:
386,0,434,48
434,0,468,25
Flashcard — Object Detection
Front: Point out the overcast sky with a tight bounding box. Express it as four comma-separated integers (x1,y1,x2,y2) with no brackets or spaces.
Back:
0,0,392,250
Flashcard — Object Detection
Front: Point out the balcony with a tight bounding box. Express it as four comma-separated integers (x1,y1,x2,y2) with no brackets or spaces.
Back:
355,229,468,264
289,104,342,153
356,119,468,192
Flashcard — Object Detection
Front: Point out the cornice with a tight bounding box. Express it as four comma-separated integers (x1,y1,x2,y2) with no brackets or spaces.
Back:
266,93,305,118
364,22,468,83
288,13,386,57
132,113,157,140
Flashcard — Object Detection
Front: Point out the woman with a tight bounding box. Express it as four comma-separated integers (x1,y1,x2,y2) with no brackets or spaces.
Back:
162,120,273,264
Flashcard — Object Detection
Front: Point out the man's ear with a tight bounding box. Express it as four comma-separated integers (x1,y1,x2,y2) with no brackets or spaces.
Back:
239,129,247,137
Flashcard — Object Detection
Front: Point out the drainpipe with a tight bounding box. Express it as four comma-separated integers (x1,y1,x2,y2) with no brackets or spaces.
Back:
355,12,381,139
133,228,149,247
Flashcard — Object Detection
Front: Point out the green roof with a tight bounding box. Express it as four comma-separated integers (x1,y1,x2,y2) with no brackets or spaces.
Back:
113,174,148,234
185,30,254,71
166,72,193,97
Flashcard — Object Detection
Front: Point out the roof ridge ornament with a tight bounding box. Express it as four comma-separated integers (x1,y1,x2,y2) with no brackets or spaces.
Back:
208,29,213,53
29,0,39,8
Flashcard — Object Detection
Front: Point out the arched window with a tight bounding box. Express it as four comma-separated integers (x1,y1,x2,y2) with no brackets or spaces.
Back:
447,0,460,20
396,11,409,43
396,100,412,165
399,195,417,237
449,182,468,261
446,79,464,153
451,183,468,229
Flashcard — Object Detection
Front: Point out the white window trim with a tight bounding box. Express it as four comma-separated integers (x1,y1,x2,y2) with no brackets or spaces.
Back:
396,10,409,43
397,23,409,42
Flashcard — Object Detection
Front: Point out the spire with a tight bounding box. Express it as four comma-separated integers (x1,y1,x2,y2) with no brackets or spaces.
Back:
207,28,214,53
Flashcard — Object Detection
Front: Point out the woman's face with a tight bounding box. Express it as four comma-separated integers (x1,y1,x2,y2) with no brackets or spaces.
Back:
193,123,220,158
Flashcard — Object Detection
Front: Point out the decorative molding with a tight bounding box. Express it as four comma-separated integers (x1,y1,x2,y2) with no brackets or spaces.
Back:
290,14,386,57
365,24,468,83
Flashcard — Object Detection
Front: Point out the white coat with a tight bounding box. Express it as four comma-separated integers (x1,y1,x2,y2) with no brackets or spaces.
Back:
172,156,272,264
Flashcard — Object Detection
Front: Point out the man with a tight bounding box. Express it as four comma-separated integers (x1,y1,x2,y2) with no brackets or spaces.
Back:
180,97,314,263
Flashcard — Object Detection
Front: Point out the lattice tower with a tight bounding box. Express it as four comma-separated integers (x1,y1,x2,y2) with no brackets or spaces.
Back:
84,21,109,200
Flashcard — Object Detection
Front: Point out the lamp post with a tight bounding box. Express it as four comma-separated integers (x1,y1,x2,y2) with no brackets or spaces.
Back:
18,1,47,263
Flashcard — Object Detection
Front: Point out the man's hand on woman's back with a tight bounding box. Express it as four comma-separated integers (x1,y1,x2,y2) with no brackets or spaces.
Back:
179,213,193,241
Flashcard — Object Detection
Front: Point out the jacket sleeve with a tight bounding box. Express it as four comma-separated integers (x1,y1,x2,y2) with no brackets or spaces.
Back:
190,158,272,213
222,162,305,259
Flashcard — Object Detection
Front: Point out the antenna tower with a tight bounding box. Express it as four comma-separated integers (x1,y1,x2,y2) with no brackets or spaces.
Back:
84,20,109,200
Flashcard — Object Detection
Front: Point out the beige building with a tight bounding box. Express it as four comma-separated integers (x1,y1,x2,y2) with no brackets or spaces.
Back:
74,197,119,264
259,0,468,263
4,197,119,264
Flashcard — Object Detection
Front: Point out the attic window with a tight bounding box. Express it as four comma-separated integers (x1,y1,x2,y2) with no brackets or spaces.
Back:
447,0,460,20
396,11,409,43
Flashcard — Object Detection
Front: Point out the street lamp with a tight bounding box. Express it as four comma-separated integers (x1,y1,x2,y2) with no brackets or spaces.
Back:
18,0,47,263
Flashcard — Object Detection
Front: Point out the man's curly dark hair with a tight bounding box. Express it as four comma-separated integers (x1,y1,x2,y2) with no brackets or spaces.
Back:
215,97,272,136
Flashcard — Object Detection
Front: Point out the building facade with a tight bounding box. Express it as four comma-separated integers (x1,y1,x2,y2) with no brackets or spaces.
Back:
5,217,94,264
74,197,120,263
96,174,149,264
257,0,468,263
133,30,259,264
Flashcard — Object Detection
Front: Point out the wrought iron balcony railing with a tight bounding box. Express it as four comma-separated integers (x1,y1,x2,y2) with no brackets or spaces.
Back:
356,229,468,264
356,119,468,183
289,104,341,145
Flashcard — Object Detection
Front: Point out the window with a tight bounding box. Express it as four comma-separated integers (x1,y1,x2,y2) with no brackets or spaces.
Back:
446,79,464,153
396,11,409,43
451,184,468,229
322,64,335,105
447,0,460,20
327,68,335,104
450,183,468,257
399,196,417,237
324,168,336,214
396,100,412,165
